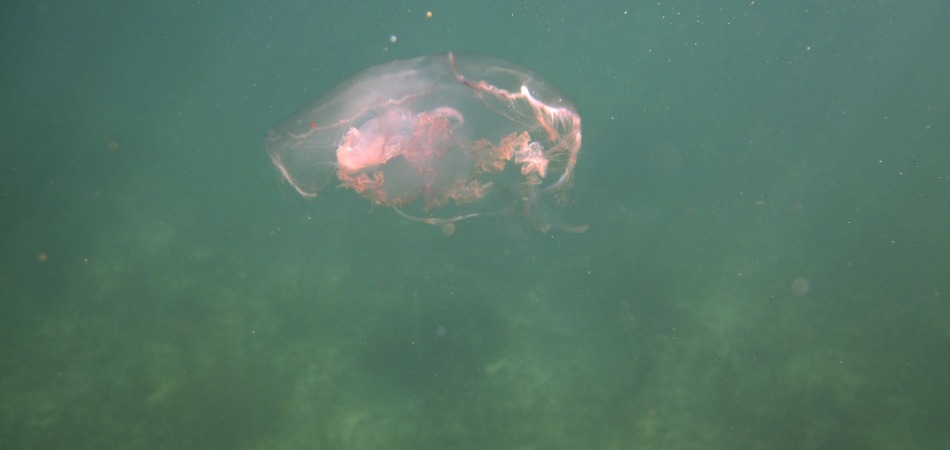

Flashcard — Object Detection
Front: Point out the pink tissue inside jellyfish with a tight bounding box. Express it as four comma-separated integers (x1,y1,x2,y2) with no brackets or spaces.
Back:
266,52,586,233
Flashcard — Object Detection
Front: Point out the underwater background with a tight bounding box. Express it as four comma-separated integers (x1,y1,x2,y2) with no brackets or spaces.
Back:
1,0,948,448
